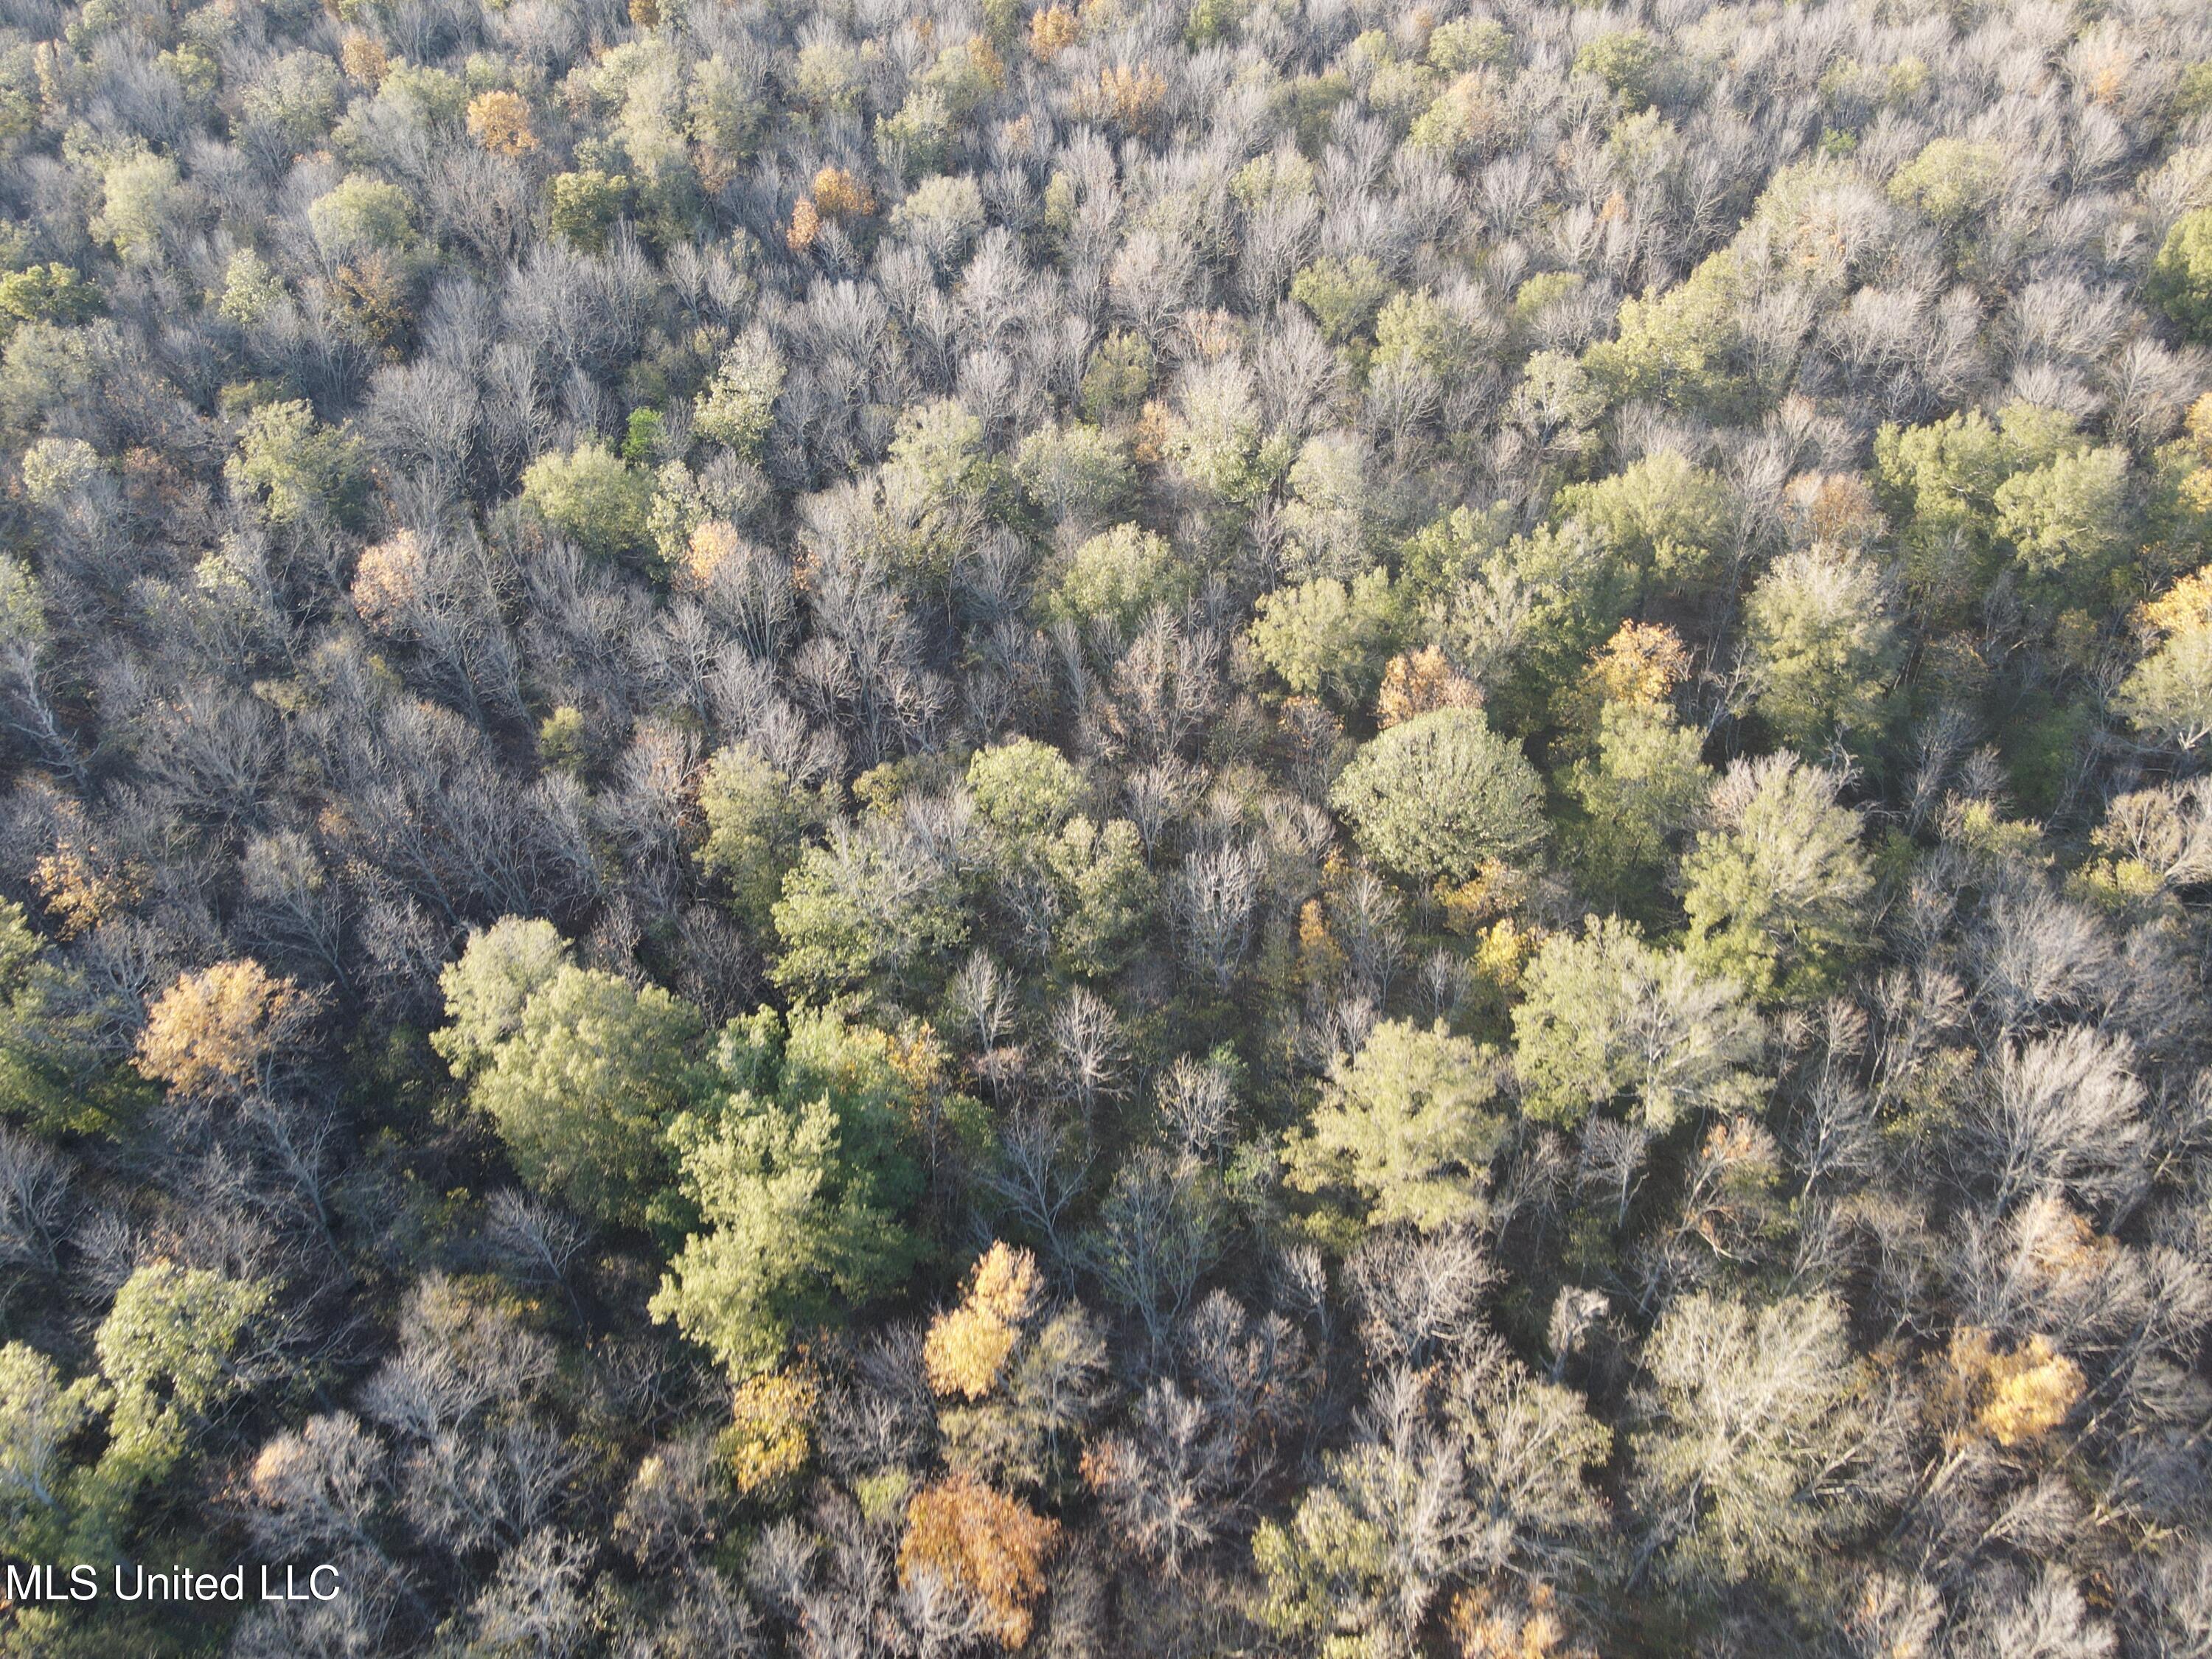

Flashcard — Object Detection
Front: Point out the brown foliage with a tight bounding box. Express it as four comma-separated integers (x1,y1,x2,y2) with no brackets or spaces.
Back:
899,1474,1060,1648
331,255,410,352
810,167,874,220
467,91,537,158
32,810,143,939
1376,646,1481,728
1447,1583,1596,1659
338,32,389,86
1578,620,1691,712
721,1366,817,1498
1029,4,1079,62
1784,470,1885,553
786,197,821,253
1092,63,1167,132
681,519,742,591
351,530,428,634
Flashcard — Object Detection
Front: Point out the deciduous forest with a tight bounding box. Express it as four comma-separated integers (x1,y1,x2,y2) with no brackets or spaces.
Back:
2,0,2212,1652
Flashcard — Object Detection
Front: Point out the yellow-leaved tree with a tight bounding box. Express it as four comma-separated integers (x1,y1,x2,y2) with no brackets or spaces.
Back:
923,1241,1041,1401
135,959,317,1102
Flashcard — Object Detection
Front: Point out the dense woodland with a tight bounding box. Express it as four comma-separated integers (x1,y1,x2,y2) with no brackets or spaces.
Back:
3,0,2212,1652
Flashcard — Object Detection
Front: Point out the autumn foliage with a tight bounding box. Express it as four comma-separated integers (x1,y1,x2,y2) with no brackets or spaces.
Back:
466,91,537,158
135,960,316,1101
1942,1327,2085,1450
923,1241,1040,1400
721,1366,817,1498
899,1474,1060,1647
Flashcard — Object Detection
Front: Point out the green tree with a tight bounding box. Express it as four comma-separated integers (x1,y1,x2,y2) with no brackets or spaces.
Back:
1289,254,1391,347
0,264,100,335
1581,254,1741,411
437,928,707,1225
0,1341,100,1557
1874,407,2011,546
1427,16,1509,71
2,1261,267,1560
591,38,686,178
1993,443,2132,601
793,37,863,111
1286,1020,1508,1232
1513,918,1764,1133
521,442,653,557
1682,755,1872,1003
239,49,341,148
692,327,784,459
886,397,990,507
1370,289,1475,380
94,1263,269,1489
1040,523,1194,635
306,175,414,259
771,820,967,1002
650,1009,922,1379
474,966,706,1225
0,899,106,1135
430,917,569,1076
1165,356,1276,504
74,1265,271,1557
1874,402,2087,610
1575,28,1658,107
621,408,665,465
1184,0,1255,46
1279,431,1379,581
2117,588,2212,752
1743,546,1897,748
968,738,1084,843
1554,448,1735,594
1888,137,2005,229
697,743,831,932
687,52,765,165
216,248,285,326
962,740,1153,978
549,168,630,252
1015,422,1133,527
1565,700,1711,919
91,152,179,265
2149,207,2212,338
1046,815,1155,979
18,437,97,508
226,400,368,529
1078,330,1154,422
369,62,469,129
1248,568,1402,706
1329,708,1548,886
1511,347,1610,456
890,173,987,257
1419,516,1638,728
1397,502,1511,613
0,319,112,437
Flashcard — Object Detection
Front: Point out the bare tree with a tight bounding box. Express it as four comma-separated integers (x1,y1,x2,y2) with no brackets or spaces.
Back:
1047,988,1125,1119
484,1189,590,1321
0,1123,72,1277
1172,841,1261,993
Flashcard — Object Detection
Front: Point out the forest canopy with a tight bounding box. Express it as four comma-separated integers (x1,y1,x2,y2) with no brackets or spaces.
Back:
1,0,2211,1655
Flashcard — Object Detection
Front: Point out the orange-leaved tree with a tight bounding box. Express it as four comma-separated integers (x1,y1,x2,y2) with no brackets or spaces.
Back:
899,1472,1060,1648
